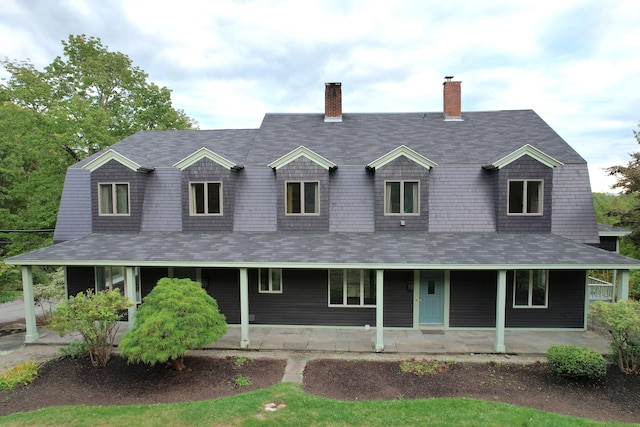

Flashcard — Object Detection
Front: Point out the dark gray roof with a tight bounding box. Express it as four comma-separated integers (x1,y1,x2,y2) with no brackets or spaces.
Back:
598,223,631,236
7,232,638,269
72,110,585,169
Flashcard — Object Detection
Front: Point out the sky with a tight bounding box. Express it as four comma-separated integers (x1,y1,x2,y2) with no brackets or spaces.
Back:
1,0,639,193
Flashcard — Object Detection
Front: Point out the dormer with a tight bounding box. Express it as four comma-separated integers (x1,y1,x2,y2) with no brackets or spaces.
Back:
268,145,337,171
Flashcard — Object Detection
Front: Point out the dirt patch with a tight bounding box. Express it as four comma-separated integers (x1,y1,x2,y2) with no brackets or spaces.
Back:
302,359,640,424
0,355,286,416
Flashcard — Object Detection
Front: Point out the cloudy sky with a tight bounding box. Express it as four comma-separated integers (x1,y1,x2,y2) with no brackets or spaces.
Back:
2,0,639,192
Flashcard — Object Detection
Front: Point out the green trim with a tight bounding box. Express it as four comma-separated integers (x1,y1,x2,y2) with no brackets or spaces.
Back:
267,146,337,170
173,147,242,170
5,259,638,270
484,144,564,170
82,149,153,172
367,145,437,170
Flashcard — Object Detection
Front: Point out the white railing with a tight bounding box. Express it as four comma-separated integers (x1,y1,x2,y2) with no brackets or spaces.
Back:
587,276,614,302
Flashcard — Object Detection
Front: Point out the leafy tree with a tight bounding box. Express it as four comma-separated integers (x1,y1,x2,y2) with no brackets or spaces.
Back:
49,289,131,367
591,300,640,374
119,278,227,371
34,267,65,318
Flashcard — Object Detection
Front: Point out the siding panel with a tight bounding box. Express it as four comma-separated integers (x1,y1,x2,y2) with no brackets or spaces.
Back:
449,270,497,327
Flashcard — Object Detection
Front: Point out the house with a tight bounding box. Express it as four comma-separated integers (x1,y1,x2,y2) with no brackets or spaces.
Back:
7,78,640,353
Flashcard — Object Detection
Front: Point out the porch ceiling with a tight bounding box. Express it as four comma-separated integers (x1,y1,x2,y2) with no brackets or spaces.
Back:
6,232,640,270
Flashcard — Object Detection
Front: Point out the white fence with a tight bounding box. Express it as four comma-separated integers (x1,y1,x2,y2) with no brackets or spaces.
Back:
587,276,614,303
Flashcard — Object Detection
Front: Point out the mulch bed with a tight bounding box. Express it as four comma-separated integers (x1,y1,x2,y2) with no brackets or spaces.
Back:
303,359,640,424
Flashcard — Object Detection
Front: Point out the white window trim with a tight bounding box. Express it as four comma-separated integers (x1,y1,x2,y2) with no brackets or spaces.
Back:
384,180,420,216
512,270,549,308
189,181,223,216
259,268,283,294
285,180,320,216
98,182,131,216
95,266,141,303
507,179,543,216
328,269,376,308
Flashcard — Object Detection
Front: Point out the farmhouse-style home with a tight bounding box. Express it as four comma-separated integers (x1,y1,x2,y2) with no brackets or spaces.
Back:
7,78,639,353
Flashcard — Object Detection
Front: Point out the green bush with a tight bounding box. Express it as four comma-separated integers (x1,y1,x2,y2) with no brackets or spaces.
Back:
49,289,132,367
546,345,606,379
0,361,40,390
119,278,227,370
591,300,640,374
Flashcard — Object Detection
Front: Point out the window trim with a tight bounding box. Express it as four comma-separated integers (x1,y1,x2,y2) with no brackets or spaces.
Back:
512,270,549,308
258,268,283,294
328,269,377,308
507,179,543,216
189,181,223,216
285,180,320,215
384,180,420,216
98,182,130,216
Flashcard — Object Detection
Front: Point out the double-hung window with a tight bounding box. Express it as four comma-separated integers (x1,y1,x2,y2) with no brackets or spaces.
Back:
95,266,141,303
259,268,282,293
385,181,419,214
329,269,376,307
286,181,319,214
508,180,542,215
190,182,222,215
513,270,548,308
99,183,130,215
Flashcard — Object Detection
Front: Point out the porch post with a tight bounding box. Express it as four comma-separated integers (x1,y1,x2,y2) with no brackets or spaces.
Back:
495,270,506,353
239,268,250,348
375,269,384,352
617,269,629,301
21,266,39,343
125,267,137,329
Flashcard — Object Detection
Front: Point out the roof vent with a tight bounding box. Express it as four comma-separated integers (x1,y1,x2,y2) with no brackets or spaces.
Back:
324,82,342,123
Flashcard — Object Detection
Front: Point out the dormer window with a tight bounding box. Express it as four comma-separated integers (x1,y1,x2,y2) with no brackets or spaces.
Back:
385,181,419,215
286,181,319,215
98,183,130,215
508,180,542,215
190,182,222,215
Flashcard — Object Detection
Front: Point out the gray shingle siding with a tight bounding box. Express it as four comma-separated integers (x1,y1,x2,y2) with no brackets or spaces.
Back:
90,160,147,233
329,166,374,232
140,168,182,232
495,156,553,233
374,156,430,232
551,163,599,244
181,158,237,233
428,165,495,232
233,167,277,232
53,169,92,243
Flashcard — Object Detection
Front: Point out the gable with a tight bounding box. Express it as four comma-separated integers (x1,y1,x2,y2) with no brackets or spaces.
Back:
366,145,437,171
267,146,337,171
483,144,563,170
173,147,243,170
82,149,153,172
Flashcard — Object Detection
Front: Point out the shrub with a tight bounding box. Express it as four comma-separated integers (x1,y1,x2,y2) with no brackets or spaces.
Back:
591,300,640,374
49,289,132,367
119,278,227,370
58,339,89,359
546,345,606,379
34,268,65,318
0,361,40,390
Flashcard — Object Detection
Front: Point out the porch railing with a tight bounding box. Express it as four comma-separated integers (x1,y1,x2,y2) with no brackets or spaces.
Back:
587,276,614,303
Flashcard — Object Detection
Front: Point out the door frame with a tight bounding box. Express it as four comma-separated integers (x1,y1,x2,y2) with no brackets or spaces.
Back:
413,270,450,328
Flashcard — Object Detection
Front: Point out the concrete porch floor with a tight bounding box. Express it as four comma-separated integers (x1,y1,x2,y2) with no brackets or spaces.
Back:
31,324,611,356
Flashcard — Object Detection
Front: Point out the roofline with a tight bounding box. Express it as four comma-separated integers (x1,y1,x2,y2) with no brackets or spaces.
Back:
82,149,154,172
173,147,243,170
5,259,639,270
599,231,631,237
267,146,337,170
367,145,437,170
483,144,564,170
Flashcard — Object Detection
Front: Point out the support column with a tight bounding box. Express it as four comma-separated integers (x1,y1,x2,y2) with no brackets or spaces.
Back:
495,270,506,353
375,269,384,352
21,266,39,343
125,267,137,330
617,270,629,301
239,268,250,348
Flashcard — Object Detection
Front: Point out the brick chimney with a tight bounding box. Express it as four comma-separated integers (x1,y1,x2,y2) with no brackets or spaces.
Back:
443,76,462,121
324,82,342,122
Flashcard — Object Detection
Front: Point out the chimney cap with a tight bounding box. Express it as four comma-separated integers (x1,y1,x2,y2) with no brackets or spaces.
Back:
325,82,342,86
444,76,455,82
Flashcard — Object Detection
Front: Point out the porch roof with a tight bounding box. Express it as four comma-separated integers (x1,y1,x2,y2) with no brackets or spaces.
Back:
6,232,640,270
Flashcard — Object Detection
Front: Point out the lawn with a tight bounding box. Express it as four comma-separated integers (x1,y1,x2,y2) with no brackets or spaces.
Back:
0,382,634,427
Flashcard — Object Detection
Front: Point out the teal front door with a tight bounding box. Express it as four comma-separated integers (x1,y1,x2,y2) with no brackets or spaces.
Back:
419,271,444,324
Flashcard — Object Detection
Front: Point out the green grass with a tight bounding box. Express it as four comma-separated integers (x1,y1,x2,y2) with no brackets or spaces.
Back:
0,382,633,427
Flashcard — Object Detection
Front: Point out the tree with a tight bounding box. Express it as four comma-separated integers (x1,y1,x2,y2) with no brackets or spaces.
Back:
49,289,131,367
119,278,227,370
